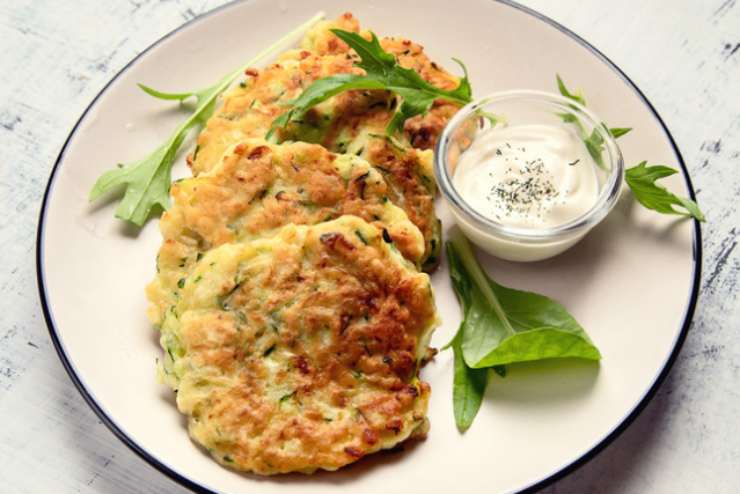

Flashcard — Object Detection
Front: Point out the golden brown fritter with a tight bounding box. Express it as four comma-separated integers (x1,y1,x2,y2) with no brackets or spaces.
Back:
299,24,462,270
189,13,462,270
147,140,424,325
301,19,462,151
191,49,359,173
157,217,438,474
319,111,442,271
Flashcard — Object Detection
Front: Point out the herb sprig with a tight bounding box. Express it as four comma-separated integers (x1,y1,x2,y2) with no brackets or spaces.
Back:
267,29,472,138
88,13,325,226
556,75,704,221
446,230,601,431
555,74,631,168
625,162,706,220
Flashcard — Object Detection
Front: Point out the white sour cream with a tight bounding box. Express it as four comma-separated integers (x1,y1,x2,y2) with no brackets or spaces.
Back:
452,124,599,229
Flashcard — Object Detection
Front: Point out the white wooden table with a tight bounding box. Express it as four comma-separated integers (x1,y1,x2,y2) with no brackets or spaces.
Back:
1,1,738,492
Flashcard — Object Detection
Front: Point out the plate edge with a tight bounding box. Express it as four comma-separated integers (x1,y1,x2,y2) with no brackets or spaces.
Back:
34,1,702,493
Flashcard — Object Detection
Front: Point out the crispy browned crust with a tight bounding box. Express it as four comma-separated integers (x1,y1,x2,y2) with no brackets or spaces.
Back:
298,19,462,271
303,18,462,149
318,108,441,271
147,140,424,324
159,218,437,474
150,15,450,475
191,50,359,174
189,13,461,270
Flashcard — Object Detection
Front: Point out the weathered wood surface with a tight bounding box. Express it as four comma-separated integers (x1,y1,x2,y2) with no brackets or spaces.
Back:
0,0,737,492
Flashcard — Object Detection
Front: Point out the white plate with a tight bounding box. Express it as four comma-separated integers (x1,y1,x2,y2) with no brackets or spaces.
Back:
37,1,701,493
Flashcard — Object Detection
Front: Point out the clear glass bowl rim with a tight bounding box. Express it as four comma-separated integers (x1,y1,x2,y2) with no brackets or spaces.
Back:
434,89,625,242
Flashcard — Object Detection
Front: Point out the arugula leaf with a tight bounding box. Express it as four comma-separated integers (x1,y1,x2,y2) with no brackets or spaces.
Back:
477,109,503,128
89,80,226,224
556,74,586,106
609,127,632,139
451,326,488,432
89,130,190,225
89,12,326,226
583,127,606,168
268,29,472,138
447,230,601,369
556,111,579,124
625,162,705,221
267,74,386,138
556,75,632,169
137,83,211,102
556,75,704,222
137,83,220,124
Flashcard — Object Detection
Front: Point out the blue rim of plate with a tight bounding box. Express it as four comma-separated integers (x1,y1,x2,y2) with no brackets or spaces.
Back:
35,1,702,492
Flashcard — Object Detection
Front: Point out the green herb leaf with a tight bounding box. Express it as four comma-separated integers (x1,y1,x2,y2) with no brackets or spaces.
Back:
138,82,221,124
447,230,601,369
137,83,207,102
555,76,631,169
267,74,386,140
556,76,605,167
89,12,326,226
555,75,703,221
625,162,705,221
367,132,407,153
89,131,190,225
268,29,472,138
354,229,369,245
279,391,295,404
556,112,579,124
556,74,586,106
451,326,488,432
476,109,502,127
90,76,230,225
609,127,632,139
583,127,606,168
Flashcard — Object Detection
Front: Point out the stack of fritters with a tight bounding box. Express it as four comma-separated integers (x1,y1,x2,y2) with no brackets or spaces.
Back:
148,13,460,474
192,13,461,270
147,140,423,324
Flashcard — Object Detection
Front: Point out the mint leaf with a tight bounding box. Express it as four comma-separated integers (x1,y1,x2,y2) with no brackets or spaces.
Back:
89,13,325,226
268,29,473,138
625,162,705,221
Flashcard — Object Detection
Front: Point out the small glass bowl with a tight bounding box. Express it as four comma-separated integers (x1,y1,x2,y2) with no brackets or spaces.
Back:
435,90,624,262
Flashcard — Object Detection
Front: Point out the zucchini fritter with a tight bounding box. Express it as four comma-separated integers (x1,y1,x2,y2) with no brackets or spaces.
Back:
157,217,438,474
190,13,461,270
191,49,358,172
147,139,424,325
